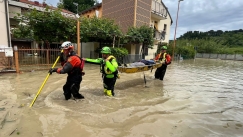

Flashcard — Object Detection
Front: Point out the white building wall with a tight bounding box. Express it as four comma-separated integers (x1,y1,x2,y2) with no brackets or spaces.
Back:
0,0,9,47
81,42,99,58
157,18,171,43
146,0,172,60
145,45,158,60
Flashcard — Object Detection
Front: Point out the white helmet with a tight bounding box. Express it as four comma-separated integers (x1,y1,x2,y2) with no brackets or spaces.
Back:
61,41,73,49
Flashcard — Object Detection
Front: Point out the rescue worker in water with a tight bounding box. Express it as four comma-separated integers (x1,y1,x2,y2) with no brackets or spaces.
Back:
154,46,171,81
84,46,119,97
49,41,85,100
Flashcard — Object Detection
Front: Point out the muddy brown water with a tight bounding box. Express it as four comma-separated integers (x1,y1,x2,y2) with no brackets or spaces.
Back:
0,58,243,137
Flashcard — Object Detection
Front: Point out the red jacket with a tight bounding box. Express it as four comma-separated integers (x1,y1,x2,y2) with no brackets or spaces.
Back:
154,52,171,65
57,53,84,74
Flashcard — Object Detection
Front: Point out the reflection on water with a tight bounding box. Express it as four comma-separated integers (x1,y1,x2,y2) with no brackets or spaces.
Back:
0,58,243,137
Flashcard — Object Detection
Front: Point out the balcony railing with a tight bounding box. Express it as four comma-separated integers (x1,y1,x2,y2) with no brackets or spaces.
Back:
151,0,167,19
154,30,166,41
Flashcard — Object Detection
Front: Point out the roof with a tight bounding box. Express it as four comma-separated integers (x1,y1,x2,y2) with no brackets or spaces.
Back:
17,0,74,14
161,0,173,25
80,3,102,14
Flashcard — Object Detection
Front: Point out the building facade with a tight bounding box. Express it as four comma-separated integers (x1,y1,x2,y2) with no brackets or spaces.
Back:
0,0,75,49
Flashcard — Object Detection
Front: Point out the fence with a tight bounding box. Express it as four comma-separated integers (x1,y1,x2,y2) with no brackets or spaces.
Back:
0,47,15,72
0,47,62,72
0,47,156,73
196,53,243,61
17,48,61,71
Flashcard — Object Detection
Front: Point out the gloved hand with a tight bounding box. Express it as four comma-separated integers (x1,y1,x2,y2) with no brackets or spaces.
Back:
59,52,63,56
49,68,58,75
106,55,115,61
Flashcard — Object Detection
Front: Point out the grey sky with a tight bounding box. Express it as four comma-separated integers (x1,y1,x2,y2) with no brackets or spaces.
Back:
164,0,243,39
36,0,243,40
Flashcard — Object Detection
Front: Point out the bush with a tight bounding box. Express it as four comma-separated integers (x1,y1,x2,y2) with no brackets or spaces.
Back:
95,47,128,62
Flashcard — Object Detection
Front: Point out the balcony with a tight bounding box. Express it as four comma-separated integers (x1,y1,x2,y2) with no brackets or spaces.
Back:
151,0,167,20
154,30,166,42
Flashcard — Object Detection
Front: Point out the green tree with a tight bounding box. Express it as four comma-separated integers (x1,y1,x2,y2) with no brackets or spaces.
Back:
123,25,154,58
80,17,123,43
14,8,123,45
14,6,76,43
110,47,128,63
12,24,33,39
124,25,154,47
173,29,243,56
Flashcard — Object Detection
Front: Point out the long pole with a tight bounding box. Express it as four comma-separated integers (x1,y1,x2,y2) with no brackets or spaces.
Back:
29,50,63,107
73,3,81,57
172,0,182,61
77,5,81,57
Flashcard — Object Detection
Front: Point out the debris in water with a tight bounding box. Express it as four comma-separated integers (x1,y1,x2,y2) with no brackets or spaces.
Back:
9,128,17,136
0,107,5,111
0,111,8,129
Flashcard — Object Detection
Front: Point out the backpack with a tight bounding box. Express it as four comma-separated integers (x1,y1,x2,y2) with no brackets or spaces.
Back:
78,56,85,71
165,54,171,65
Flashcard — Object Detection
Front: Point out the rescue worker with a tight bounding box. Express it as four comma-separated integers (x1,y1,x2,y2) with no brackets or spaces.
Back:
154,46,171,81
84,46,119,96
49,41,85,100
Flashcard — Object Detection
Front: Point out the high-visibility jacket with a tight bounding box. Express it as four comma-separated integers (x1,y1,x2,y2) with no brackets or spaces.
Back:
155,52,171,65
86,55,118,78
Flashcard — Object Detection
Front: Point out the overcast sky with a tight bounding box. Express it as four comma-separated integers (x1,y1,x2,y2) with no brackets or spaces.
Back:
36,0,243,40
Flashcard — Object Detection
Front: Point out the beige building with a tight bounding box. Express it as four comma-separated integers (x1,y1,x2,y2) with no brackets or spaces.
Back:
0,0,10,47
81,0,173,60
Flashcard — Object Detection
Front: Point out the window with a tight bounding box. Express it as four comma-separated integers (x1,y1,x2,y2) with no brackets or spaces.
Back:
163,24,167,31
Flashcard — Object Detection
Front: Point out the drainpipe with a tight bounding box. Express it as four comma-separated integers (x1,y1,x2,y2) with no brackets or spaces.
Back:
4,0,11,47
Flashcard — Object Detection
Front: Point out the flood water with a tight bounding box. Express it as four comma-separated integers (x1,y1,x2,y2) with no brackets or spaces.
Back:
0,58,243,137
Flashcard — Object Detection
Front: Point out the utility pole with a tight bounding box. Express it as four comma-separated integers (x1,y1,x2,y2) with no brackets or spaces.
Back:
73,2,81,57
172,0,183,61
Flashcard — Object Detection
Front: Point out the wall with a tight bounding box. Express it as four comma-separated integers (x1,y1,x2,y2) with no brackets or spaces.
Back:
81,42,99,58
0,0,9,47
146,44,157,59
135,0,152,27
157,17,171,43
196,53,243,61
102,0,135,33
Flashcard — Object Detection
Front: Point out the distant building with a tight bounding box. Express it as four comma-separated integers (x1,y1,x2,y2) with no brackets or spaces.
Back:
80,3,102,18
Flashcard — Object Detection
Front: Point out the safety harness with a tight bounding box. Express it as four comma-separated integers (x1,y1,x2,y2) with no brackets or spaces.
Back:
67,52,84,75
100,56,118,78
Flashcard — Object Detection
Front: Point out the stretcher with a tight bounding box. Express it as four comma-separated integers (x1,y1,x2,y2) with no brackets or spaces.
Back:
117,63,162,73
